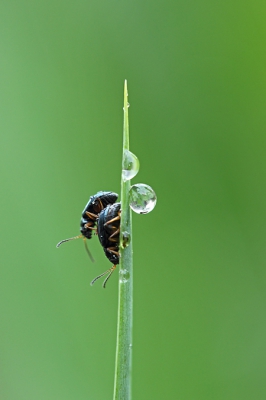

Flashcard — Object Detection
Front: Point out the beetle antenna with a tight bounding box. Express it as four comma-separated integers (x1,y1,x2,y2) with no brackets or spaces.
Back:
56,234,82,248
102,265,116,288
90,265,117,288
83,238,95,263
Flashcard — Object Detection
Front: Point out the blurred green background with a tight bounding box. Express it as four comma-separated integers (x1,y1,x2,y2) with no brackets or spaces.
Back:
1,1,266,399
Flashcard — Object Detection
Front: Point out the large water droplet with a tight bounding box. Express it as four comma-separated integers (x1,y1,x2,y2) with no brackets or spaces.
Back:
122,150,140,182
129,184,157,214
119,269,130,283
122,231,131,248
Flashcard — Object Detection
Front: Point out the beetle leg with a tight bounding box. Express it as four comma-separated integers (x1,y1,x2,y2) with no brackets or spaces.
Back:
93,198,104,214
84,221,95,227
109,238,119,243
85,221,93,226
84,222,97,230
104,211,121,226
106,248,120,257
85,211,98,220
98,198,104,211
109,227,120,239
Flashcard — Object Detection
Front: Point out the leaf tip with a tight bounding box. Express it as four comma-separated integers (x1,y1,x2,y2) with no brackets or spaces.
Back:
124,80,128,98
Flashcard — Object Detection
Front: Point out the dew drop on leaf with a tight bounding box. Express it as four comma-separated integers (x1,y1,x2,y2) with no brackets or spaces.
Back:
122,231,131,248
119,269,130,283
129,183,157,214
122,150,140,182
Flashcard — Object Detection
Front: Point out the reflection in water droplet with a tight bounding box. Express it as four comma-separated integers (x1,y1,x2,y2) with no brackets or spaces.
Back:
122,231,131,248
129,184,157,214
119,269,130,283
122,150,140,182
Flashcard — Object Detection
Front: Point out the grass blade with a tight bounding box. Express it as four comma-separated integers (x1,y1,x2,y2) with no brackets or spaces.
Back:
113,80,133,400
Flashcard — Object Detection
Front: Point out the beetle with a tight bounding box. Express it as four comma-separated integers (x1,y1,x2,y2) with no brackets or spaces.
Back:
56,191,118,261
91,202,121,288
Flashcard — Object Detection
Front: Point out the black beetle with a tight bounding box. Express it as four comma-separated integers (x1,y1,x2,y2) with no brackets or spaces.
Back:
91,202,121,288
56,191,118,261
80,191,118,239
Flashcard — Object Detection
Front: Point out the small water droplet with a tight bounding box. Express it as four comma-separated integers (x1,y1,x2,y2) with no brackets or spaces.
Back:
122,231,131,248
119,269,130,283
129,344,133,349
122,150,140,182
129,184,157,214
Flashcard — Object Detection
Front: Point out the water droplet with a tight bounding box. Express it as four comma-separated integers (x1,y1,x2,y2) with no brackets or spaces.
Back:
122,231,131,248
122,150,140,182
119,269,130,283
129,344,133,349
129,184,157,214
